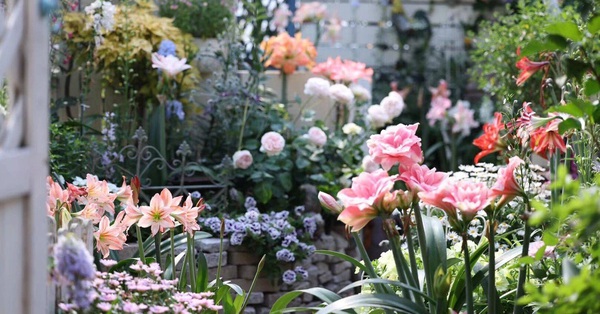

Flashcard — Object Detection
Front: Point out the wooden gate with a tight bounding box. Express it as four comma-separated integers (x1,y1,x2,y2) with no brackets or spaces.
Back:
0,0,49,311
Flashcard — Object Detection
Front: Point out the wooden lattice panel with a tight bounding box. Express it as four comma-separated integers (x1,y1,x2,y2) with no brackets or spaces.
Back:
0,0,49,311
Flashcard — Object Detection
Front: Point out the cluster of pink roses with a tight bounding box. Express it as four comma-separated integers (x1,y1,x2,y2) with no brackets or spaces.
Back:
319,123,527,233
47,175,205,257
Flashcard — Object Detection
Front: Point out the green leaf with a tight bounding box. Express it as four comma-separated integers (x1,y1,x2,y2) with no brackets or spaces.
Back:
547,22,583,41
254,182,273,203
195,250,209,292
584,79,600,97
164,251,187,280
337,278,435,304
314,250,369,273
295,157,311,169
315,294,428,314
270,288,345,314
277,172,293,192
558,118,581,134
565,59,589,82
521,36,567,56
588,15,600,33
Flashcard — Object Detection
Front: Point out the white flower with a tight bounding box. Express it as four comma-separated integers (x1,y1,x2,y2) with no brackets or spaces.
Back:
304,77,331,98
380,92,404,119
361,155,379,173
342,122,363,135
151,53,192,77
260,131,286,156
328,84,354,105
350,84,371,102
366,105,390,128
232,150,253,169
449,100,479,136
306,127,327,147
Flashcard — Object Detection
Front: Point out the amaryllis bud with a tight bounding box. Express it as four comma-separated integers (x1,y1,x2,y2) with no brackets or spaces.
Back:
131,176,141,205
318,192,343,214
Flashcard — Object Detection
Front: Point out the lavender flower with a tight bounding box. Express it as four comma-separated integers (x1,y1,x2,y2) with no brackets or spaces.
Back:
248,222,262,235
224,219,235,233
294,205,305,216
54,234,96,310
282,234,299,247
233,222,246,233
190,191,201,199
166,100,185,121
268,227,281,240
304,217,317,237
244,197,257,209
282,269,297,284
157,39,177,57
260,213,271,223
294,266,309,280
276,249,295,262
230,232,246,246
245,210,259,221
275,211,289,220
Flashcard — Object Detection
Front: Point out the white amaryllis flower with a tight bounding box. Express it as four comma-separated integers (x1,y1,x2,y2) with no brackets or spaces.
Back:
151,53,192,77
329,84,354,105
304,77,331,98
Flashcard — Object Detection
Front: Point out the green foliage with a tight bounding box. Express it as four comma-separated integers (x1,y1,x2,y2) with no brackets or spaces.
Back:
157,0,233,38
49,122,94,179
468,0,580,101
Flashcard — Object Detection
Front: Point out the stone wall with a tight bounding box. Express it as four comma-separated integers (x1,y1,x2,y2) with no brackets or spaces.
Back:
196,232,359,314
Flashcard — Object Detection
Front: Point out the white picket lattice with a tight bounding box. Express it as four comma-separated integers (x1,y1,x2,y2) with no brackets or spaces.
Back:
0,0,49,312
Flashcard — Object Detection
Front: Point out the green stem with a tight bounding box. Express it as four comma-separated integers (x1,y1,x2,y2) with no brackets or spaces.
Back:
413,201,434,300
154,233,162,269
315,22,322,47
450,132,457,171
237,99,250,151
513,204,532,314
136,224,145,263
281,72,288,105
292,95,314,125
404,220,420,289
488,214,497,314
170,229,175,279
216,219,225,287
187,233,196,289
462,232,474,314
352,232,390,294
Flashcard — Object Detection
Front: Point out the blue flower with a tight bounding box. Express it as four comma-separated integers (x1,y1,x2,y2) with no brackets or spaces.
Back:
267,227,281,240
230,232,246,245
275,211,289,220
282,269,297,284
244,197,257,209
190,191,202,199
244,210,259,221
276,248,295,262
248,222,262,235
304,217,317,237
166,100,185,121
282,234,299,247
294,266,309,280
157,39,177,57
294,205,305,216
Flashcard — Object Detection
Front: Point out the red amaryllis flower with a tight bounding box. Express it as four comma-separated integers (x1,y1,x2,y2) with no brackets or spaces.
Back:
516,57,549,86
529,115,567,159
473,112,505,164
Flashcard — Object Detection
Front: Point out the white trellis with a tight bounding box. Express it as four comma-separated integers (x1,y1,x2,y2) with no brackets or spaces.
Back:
0,0,49,311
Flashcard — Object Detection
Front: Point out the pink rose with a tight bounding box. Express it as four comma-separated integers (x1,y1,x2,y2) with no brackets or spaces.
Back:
367,123,423,172
400,164,447,194
491,156,524,208
307,127,327,147
232,150,253,169
336,169,399,231
260,131,286,156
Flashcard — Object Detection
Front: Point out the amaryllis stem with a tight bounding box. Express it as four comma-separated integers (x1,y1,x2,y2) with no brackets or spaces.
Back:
514,204,532,314
154,233,162,269
462,232,474,314
136,224,145,263
413,201,434,300
488,214,497,314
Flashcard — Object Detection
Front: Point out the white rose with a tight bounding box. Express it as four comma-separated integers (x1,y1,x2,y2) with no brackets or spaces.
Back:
328,84,355,105
380,91,405,119
232,150,253,169
304,77,331,98
307,127,327,147
342,123,363,135
362,155,380,173
350,84,372,102
260,131,286,156
367,105,390,128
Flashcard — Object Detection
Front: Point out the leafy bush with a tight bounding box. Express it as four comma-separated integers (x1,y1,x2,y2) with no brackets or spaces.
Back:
157,0,233,38
49,123,95,180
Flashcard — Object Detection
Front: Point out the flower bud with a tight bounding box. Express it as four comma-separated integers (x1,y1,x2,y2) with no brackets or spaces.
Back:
318,192,343,214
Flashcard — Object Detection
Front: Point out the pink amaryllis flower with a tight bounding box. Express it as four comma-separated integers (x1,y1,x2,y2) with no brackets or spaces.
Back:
81,174,117,216
337,169,399,231
491,156,525,208
94,211,127,257
399,164,447,194
367,123,423,172
151,53,192,78
47,176,71,217
138,191,176,236
171,195,204,235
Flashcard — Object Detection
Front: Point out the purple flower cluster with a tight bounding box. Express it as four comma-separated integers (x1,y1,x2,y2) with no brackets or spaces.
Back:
276,248,295,262
58,261,222,313
281,266,310,285
53,234,96,310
